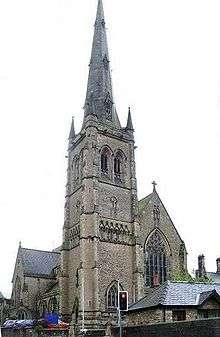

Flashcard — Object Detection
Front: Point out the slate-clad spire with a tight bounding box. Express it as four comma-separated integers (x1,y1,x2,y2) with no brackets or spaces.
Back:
84,0,120,128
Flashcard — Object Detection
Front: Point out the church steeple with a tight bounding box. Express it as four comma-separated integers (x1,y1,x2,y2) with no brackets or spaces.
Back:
84,0,121,128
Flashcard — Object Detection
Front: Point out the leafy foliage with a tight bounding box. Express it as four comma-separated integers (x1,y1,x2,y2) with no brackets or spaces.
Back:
172,271,213,284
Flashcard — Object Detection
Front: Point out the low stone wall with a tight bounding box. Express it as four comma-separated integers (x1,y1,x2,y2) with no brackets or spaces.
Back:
113,318,220,337
1,328,69,337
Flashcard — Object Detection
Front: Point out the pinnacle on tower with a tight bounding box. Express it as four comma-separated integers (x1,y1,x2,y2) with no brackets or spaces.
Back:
126,107,134,131
84,0,121,128
69,117,76,140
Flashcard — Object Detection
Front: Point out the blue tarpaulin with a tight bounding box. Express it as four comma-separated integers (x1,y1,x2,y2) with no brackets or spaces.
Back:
44,313,59,325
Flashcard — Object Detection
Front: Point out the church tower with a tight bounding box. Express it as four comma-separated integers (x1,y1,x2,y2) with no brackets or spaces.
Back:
60,0,143,329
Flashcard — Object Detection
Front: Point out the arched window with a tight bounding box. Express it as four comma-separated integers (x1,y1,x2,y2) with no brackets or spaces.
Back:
107,284,118,309
145,231,169,287
114,157,121,175
18,310,27,320
114,151,124,183
101,148,110,174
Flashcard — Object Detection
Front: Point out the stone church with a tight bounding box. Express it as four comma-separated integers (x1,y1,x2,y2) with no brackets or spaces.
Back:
8,0,187,331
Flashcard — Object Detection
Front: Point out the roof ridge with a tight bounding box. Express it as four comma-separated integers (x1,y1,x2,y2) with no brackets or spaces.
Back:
21,247,60,254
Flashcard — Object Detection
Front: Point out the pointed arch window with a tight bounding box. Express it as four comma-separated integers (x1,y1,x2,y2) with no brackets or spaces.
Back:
114,151,124,183
114,157,121,175
107,284,118,309
145,231,169,287
101,148,110,174
18,310,27,320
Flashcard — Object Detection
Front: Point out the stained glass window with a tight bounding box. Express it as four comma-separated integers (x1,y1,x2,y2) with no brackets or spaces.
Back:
145,231,168,287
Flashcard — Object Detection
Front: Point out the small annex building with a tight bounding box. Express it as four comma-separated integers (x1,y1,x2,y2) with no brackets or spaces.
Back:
10,245,60,320
127,281,220,326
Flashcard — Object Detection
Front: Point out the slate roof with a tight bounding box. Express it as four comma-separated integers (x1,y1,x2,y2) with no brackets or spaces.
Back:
129,281,220,311
20,248,60,278
138,193,153,212
197,290,220,305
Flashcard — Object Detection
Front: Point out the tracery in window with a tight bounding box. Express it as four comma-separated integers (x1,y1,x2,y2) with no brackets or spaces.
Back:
107,283,122,309
108,285,118,308
145,231,169,287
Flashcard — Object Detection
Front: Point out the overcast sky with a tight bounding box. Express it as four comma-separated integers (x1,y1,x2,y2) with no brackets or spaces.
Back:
0,0,220,298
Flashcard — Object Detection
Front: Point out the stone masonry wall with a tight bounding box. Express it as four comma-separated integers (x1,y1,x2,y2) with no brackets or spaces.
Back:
139,192,187,279
113,318,220,337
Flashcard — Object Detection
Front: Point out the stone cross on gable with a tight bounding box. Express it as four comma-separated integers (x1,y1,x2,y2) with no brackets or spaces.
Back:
152,181,157,192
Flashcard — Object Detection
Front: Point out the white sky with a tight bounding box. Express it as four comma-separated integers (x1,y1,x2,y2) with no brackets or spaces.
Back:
0,0,220,298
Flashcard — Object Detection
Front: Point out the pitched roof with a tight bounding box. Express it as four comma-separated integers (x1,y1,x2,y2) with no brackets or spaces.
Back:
197,290,220,305
129,281,220,311
20,248,60,278
138,193,153,212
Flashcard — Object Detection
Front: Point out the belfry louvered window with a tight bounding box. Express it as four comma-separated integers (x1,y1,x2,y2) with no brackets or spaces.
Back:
145,231,168,287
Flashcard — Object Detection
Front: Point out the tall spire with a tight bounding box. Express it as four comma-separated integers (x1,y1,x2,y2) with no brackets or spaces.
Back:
84,0,120,128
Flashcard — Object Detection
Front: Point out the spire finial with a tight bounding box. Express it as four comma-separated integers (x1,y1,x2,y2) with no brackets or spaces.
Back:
152,181,157,192
19,241,22,248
